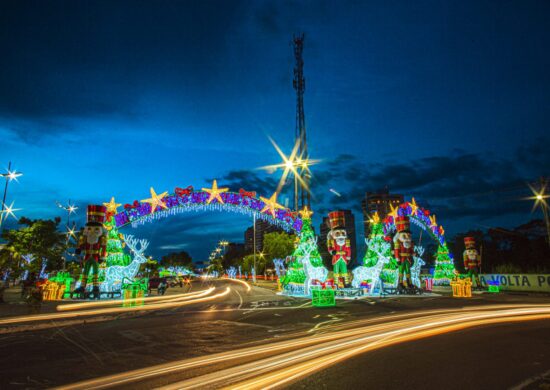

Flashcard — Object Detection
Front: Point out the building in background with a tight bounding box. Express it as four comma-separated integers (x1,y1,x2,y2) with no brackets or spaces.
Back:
319,210,357,267
244,219,284,253
362,188,404,238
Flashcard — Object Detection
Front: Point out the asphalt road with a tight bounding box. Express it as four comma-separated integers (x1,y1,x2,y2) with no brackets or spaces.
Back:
0,279,549,389
289,320,550,390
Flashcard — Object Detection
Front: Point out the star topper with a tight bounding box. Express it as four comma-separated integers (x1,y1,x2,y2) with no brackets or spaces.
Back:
299,205,313,220
202,180,229,204
141,187,168,214
371,211,380,224
260,192,284,217
103,197,121,215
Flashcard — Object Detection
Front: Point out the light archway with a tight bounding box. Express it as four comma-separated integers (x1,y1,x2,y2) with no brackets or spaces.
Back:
112,181,303,234
382,198,456,284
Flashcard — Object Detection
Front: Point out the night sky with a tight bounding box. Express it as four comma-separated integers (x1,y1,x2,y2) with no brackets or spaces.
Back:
1,1,549,261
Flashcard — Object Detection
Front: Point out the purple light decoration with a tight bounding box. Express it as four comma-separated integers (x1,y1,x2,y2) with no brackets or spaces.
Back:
113,189,303,234
382,200,452,260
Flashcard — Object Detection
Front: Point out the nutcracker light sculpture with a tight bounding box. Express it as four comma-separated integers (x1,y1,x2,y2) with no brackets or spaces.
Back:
463,237,482,288
393,216,415,290
74,205,107,299
326,211,351,287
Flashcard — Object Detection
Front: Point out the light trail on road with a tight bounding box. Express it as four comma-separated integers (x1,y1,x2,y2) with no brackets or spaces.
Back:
0,287,229,326
58,304,550,390
56,289,211,311
225,278,251,292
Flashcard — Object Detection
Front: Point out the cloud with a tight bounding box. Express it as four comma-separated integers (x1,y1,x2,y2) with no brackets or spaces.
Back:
159,243,189,250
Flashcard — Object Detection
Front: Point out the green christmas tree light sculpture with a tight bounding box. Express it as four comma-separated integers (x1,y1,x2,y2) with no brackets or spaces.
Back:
363,212,397,286
433,244,455,285
281,207,327,294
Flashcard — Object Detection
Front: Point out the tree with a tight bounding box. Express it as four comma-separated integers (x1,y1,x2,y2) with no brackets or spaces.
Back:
0,217,67,279
161,251,193,269
263,231,295,264
222,243,246,269
241,254,267,275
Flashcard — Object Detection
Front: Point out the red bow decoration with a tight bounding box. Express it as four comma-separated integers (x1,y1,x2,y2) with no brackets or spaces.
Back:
239,188,256,198
124,200,140,210
175,186,194,196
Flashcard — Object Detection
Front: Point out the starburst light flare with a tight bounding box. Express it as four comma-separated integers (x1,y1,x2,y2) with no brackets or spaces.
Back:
2,201,21,221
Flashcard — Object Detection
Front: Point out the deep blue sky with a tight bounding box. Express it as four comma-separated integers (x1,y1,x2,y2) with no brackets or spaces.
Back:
1,0,549,260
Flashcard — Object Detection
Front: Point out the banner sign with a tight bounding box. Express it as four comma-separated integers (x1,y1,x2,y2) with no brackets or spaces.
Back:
480,274,550,293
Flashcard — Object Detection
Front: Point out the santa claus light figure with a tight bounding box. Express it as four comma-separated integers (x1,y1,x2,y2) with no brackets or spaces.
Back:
326,211,351,287
74,205,107,299
393,216,415,290
463,237,481,288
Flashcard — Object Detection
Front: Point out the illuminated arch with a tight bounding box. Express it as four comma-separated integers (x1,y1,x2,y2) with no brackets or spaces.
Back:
383,198,456,284
112,184,303,234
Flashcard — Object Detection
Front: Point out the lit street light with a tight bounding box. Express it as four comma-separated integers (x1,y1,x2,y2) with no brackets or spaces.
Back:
527,177,550,247
0,162,23,230
257,136,320,211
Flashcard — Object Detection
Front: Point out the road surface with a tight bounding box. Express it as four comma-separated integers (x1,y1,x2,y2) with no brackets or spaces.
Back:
0,279,548,389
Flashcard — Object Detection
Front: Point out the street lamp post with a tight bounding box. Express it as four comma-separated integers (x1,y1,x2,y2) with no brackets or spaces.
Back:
253,213,257,283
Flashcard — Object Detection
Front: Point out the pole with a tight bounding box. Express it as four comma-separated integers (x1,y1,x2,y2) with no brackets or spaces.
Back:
540,177,550,248
294,173,298,211
0,161,11,231
253,213,257,283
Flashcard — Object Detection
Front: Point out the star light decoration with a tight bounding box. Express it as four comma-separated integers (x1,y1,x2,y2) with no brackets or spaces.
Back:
298,205,313,220
370,211,381,224
260,192,284,217
429,215,438,228
202,180,229,204
409,197,419,215
103,197,121,215
141,187,168,214
388,204,399,219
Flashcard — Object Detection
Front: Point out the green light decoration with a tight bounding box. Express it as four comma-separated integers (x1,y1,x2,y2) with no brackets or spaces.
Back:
50,271,74,298
281,216,324,287
363,220,397,286
105,216,132,268
311,288,336,307
433,244,455,285
121,277,148,307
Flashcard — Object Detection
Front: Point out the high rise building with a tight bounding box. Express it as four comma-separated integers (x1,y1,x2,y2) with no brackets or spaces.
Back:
319,210,357,267
244,219,285,254
362,188,404,238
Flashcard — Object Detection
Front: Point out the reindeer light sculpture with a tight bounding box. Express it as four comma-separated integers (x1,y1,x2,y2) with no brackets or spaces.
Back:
102,235,149,292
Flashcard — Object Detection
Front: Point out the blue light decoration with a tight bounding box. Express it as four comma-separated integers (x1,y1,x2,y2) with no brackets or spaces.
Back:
487,280,500,293
113,186,303,234
383,199,456,285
